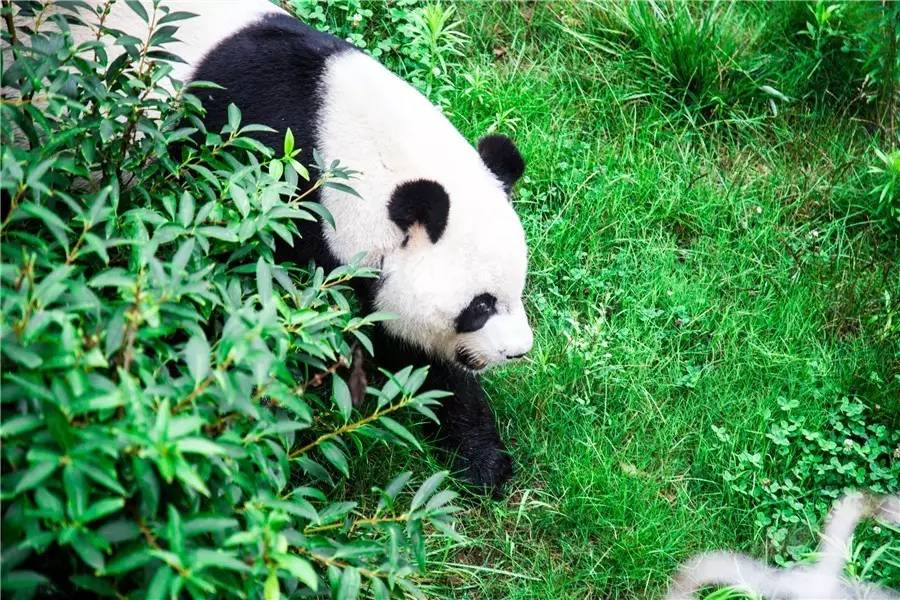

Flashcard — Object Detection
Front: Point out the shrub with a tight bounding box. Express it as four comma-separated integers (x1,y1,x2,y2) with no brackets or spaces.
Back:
1,3,459,598
286,0,469,111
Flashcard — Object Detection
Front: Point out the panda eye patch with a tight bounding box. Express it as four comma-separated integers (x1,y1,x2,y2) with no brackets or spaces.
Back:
455,293,497,333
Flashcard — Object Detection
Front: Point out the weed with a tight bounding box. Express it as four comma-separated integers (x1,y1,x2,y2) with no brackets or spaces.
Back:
720,396,899,584
596,0,775,120
867,147,900,230
286,0,468,110
776,0,899,132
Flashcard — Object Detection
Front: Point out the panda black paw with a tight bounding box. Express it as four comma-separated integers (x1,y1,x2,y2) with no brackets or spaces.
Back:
458,444,513,498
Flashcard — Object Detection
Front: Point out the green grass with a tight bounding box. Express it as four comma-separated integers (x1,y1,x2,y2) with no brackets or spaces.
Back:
427,3,897,598
311,1,899,598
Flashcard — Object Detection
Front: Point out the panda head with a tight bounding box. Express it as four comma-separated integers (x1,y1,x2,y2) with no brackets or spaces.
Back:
374,134,533,372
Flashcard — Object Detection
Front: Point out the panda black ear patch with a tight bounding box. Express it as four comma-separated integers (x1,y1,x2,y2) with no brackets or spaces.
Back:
477,135,525,193
388,180,450,244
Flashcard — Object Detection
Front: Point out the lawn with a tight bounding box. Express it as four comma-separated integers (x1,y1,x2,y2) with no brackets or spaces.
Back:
299,1,899,598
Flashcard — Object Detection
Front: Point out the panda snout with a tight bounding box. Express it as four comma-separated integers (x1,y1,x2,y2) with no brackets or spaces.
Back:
502,316,533,360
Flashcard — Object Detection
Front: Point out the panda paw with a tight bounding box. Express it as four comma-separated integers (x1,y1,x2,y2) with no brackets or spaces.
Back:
458,444,513,497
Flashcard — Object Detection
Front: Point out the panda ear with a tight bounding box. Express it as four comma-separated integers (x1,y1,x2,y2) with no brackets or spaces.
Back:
388,179,450,244
478,134,525,193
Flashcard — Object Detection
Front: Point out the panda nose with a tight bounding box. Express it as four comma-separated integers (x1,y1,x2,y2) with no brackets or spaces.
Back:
506,352,527,360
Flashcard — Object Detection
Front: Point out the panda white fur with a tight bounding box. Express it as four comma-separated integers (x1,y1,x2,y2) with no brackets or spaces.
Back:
33,1,533,492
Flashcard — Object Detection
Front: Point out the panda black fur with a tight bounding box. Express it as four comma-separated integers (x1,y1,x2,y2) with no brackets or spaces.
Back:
70,1,534,493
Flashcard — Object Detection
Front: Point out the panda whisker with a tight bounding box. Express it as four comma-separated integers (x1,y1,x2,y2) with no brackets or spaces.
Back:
455,345,487,371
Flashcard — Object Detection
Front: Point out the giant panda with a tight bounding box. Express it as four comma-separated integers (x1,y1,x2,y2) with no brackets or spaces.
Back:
35,1,534,493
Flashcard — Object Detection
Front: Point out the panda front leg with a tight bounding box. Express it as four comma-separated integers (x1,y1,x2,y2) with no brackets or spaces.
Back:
366,327,514,495
424,362,513,496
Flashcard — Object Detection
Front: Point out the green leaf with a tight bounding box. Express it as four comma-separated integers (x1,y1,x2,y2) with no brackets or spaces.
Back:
371,577,390,600
88,268,134,289
153,399,171,441
167,505,184,556
425,489,458,512
71,532,105,571
283,128,295,156
324,180,363,199
63,463,88,518
174,459,209,496
35,488,64,521
332,376,352,423
80,498,125,524
360,311,398,324
158,10,198,24
99,119,115,143
377,471,411,512
231,184,250,218
264,570,280,600
193,548,250,573
227,103,241,133
13,460,58,495
268,159,284,181
21,202,72,235
34,265,73,307
171,237,195,276
230,136,274,156
257,257,273,306
404,367,429,396
239,124,277,135
83,233,110,263
223,530,258,547
147,566,174,599
336,567,361,600
273,553,318,591
72,390,124,415
289,159,309,181
410,471,448,512
317,501,356,525
184,333,210,383
319,441,349,478
70,574,117,596
105,547,153,575
98,520,140,544
183,517,239,537
124,0,149,22
196,226,238,242
259,498,318,522
0,414,42,438
298,201,335,229
2,571,50,591
176,437,226,456
379,417,422,451
179,191,195,227
1,342,43,369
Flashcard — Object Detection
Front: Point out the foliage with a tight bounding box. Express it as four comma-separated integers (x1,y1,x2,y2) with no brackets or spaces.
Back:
613,1,772,118
548,0,899,130
286,0,468,110
778,0,899,133
0,3,459,598
866,147,900,231
719,396,899,584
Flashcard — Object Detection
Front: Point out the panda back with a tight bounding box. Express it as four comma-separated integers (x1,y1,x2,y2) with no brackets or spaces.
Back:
189,12,353,159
